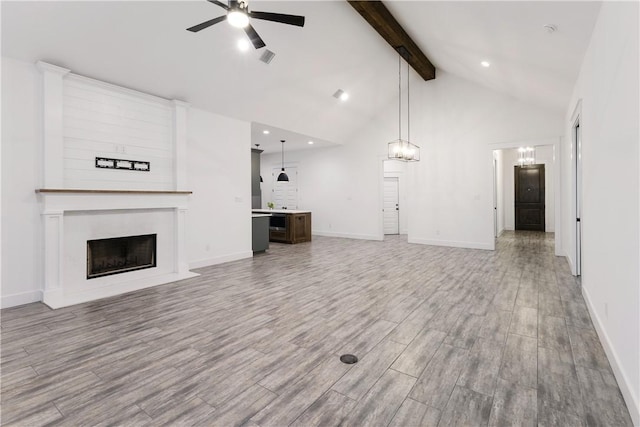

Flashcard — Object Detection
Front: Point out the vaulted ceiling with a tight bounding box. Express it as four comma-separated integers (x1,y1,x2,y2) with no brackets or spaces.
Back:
2,1,601,153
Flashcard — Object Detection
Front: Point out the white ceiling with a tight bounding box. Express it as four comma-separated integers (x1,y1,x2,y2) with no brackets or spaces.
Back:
386,1,602,113
251,121,340,154
2,1,601,151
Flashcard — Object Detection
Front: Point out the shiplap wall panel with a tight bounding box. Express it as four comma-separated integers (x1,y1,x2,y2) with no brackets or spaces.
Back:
62,76,174,190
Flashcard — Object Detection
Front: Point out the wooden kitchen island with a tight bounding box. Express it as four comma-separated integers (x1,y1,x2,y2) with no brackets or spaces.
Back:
252,209,312,244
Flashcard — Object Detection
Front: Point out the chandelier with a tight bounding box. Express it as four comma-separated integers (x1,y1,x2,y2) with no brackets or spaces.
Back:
388,47,420,162
517,147,535,165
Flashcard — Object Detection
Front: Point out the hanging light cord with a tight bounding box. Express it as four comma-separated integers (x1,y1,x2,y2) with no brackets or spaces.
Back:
398,52,402,141
407,54,410,142
281,141,285,170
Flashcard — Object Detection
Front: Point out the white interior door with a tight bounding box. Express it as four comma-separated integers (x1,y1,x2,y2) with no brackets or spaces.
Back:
383,177,399,235
272,167,298,209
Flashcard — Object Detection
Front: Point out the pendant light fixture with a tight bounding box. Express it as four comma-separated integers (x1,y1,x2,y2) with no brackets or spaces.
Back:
517,147,535,165
388,47,420,162
277,140,289,182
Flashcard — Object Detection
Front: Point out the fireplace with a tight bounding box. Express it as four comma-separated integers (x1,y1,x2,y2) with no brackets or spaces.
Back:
87,234,157,279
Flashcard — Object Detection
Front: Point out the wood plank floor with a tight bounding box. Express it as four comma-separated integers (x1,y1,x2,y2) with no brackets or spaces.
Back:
0,231,633,426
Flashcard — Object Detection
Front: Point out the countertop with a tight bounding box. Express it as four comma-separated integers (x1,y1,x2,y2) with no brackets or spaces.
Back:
252,209,312,214
252,213,272,218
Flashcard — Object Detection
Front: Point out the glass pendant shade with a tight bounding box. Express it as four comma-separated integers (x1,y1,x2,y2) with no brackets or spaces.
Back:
388,139,420,162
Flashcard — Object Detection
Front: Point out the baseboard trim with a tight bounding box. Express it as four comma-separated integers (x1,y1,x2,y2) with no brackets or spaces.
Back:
312,231,382,241
566,254,577,276
189,251,253,269
407,237,493,250
42,271,200,309
582,286,639,426
0,290,43,309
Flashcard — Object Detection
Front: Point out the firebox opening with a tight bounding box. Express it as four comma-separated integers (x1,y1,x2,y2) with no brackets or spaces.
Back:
87,234,157,279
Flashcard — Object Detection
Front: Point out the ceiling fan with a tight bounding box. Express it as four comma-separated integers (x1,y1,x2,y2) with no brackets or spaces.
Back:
187,0,305,49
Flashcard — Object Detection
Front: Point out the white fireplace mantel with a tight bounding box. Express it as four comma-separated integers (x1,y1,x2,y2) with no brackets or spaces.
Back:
36,189,198,308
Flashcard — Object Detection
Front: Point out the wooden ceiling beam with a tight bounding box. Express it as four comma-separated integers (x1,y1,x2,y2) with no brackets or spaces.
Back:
347,0,436,81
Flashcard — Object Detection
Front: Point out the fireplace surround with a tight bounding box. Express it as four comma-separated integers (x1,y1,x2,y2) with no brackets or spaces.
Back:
36,189,198,308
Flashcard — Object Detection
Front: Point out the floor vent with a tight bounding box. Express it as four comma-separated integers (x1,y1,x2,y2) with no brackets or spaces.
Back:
340,354,358,364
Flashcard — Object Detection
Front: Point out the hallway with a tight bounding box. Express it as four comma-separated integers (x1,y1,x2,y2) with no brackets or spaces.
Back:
0,232,632,426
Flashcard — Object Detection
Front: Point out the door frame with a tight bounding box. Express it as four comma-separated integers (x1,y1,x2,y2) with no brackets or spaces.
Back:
489,137,561,254
570,100,583,276
383,177,400,235
493,155,498,238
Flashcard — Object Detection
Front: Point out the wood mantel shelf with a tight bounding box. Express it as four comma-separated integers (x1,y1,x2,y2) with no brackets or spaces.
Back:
36,189,193,195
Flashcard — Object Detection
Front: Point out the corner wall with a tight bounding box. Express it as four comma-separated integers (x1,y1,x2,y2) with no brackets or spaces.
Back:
563,2,640,423
408,71,563,249
261,71,563,249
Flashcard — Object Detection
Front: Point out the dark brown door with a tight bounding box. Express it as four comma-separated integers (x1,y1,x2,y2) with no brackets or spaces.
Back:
515,164,545,231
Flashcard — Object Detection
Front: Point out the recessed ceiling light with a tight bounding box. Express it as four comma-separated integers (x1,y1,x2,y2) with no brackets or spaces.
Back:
262,130,270,135
340,92,349,101
481,61,491,68
308,141,314,145
237,39,250,52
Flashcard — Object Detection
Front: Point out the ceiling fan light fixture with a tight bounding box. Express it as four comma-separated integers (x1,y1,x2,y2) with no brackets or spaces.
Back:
227,10,249,28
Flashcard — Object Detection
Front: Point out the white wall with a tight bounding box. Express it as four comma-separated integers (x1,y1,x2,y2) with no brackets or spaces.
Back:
0,57,253,307
501,146,555,232
408,71,563,249
1,58,44,307
563,2,639,423
62,76,175,190
261,71,563,248
186,108,252,268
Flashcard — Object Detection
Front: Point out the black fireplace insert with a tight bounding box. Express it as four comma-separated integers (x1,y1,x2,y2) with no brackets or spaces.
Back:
87,234,157,279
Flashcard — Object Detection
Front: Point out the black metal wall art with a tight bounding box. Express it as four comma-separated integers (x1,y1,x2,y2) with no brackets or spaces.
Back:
95,157,150,172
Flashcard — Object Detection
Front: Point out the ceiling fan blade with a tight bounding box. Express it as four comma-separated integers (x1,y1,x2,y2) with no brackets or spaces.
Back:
206,0,228,10
186,15,226,32
249,11,305,27
244,24,266,49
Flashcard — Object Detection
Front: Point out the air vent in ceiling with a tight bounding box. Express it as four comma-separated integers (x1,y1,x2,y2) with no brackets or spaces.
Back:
259,49,276,64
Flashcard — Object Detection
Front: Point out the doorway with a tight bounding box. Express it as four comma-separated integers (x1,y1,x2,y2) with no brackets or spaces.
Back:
383,177,399,235
514,164,545,231
492,144,557,238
